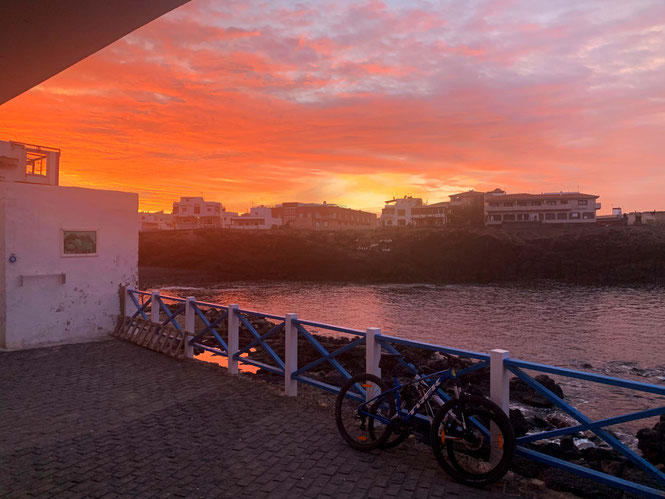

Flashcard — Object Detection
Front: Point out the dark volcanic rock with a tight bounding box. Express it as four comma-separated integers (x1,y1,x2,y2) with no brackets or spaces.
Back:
510,374,564,408
510,408,529,438
139,225,665,285
636,414,665,465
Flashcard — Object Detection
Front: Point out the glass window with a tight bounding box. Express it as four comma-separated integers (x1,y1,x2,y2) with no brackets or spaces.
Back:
503,202,514,207
545,213,556,220
194,205,201,214
489,202,499,207
560,200,568,205
517,201,528,206
504,214,516,221
557,213,568,220
570,212,580,219
582,212,595,219
578,200,588,206
530,201,542,206
546,200,556,205
398,209,405,216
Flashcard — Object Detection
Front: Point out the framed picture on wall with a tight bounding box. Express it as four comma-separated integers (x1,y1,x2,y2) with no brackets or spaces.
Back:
61,229,98,256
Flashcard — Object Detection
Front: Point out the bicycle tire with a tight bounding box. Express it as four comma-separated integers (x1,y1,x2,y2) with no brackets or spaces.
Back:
369,393,409,449
335,373,394,451
430,395,515,486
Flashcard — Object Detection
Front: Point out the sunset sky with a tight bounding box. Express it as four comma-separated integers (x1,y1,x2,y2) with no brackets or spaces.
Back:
2,0,664,214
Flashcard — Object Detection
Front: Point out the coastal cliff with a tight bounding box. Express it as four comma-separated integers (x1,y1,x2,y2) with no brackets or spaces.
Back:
139,225,665,285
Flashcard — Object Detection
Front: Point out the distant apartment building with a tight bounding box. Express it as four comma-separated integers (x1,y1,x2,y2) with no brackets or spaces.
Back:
380,196,423,226
597,207,626,226
230,206,282,230
172,196,238,230
448,190,492,226
411,201,449,227
138,211,173,231
626,210,665,225
485,191,601,226
276,202,376,230
230,202,376,230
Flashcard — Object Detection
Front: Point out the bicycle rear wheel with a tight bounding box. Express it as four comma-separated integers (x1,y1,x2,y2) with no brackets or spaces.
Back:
335,374,394,451
430,395,515,486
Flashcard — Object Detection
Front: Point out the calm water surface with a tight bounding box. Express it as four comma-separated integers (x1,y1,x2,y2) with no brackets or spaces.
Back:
154,281,665,430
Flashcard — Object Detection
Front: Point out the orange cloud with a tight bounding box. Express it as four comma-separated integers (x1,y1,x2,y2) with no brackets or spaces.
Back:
1,0,664,214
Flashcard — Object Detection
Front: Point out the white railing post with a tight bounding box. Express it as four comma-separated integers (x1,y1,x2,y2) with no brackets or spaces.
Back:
285,313,298,396
490,349,510,415
151,291,161,324
184,297,195,359
228,304,239,374
366,328,382,378
124,286,136,317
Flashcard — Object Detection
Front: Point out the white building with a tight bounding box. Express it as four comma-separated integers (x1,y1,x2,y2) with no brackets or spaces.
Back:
172,196,237,229
0,140,138,349
231,206,282,230
138,211,173,231
485,191,601,225
379,196,423,227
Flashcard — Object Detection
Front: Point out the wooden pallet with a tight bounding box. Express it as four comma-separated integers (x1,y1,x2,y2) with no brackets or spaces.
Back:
111,315,188,358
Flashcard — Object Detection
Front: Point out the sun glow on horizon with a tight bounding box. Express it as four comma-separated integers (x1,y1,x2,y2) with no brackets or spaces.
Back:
2,0,664,215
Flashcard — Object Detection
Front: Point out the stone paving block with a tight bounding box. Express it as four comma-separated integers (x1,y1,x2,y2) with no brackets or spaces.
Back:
0,340,529,499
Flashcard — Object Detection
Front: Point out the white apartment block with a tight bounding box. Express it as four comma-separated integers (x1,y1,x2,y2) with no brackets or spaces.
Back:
379,196,423,227
485,192,601,225
231,206,282,230
172,196,237,229
138,211,173,231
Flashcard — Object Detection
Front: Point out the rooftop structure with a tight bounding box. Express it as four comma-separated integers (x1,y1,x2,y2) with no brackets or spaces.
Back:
172,196,237,230
379,196,423,227
0,141,60,186
485,191,601,225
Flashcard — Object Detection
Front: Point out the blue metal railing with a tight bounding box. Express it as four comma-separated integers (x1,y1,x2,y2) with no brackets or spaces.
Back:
124,288,665,497
291,319,366,393
504,359,665,498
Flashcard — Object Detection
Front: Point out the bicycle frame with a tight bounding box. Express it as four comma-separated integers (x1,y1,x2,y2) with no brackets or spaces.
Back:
356,367,457,426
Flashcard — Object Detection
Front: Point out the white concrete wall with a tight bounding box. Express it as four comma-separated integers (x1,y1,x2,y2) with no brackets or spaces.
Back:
0,182,138,349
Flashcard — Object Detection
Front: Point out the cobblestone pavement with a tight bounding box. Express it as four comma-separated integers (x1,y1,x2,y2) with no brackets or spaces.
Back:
0,340,544,498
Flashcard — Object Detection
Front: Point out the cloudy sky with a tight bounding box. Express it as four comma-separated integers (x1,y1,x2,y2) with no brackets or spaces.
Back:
2,0,664,213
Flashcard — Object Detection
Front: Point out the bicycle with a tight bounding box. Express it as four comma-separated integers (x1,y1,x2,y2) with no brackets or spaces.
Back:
334,353,516,486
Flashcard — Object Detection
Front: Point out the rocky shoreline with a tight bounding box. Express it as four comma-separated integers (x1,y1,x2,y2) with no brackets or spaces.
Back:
140,225,665,285
187,309,664,498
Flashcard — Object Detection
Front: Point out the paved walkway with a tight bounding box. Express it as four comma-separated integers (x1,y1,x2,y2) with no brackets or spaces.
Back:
0,340,539,498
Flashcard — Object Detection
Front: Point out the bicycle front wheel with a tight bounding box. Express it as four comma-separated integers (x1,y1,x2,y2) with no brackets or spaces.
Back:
335,373,393,451
430,395,515,486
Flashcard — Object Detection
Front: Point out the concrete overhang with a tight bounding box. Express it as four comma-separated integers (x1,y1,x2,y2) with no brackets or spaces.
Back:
0,0,190,105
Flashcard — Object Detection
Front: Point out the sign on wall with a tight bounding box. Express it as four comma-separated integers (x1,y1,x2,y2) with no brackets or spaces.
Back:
62,230,97,256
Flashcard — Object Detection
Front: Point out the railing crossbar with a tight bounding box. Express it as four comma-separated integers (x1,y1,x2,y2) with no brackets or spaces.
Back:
294,337,366,377
379,334,489,361
510,366,665,485
236,308,284,321
518,406,665,444
237,314,285,370
506,358,665,396
192,300,228,310
235,321,285,358
129,292,150,320
236,357,284,375
190,342,228,358
517,447,665,499
190,306,228,351
157,298,185,331
293,319,366,337
295,324,353,382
